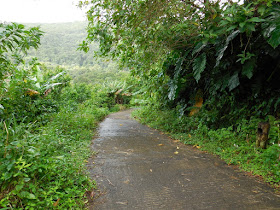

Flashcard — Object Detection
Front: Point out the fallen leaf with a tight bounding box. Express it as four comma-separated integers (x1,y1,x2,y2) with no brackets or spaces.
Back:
84,160,88,163
85,190,96,199
176,146,180,150
193,145,201,149
188,134,192,138
116,201,128,205
158,144,164,146
53,198,60,207
174,151,179,155
150,169,153,172
123,179,130,184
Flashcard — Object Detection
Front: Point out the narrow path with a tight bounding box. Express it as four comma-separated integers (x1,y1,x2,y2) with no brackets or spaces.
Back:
87,109,280,209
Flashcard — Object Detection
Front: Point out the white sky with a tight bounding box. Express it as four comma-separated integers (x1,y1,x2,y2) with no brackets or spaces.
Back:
0,0,86,23
0,0,244,24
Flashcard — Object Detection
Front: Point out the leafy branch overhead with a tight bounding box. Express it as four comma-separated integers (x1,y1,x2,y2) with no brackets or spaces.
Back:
81,0,280,120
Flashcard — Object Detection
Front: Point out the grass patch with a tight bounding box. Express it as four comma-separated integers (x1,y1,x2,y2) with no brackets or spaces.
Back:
0,105,109,209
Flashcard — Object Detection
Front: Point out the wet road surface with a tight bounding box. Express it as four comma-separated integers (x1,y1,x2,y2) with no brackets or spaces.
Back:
87,109,280,209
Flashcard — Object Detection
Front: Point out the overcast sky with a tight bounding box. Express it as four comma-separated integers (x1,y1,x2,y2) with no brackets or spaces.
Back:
0,0,86,23
0,0,244,24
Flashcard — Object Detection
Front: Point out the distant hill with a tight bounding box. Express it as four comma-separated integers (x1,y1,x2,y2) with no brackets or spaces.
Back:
26,22,128,84
27,22,96,66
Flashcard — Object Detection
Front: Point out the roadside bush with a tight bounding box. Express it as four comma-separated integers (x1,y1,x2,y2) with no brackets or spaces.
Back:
0,84,113,208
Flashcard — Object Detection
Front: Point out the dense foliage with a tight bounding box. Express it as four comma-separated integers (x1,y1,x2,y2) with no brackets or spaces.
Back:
80,0,280,186
0,22,127,208
80,0,280,123
1,0,279,207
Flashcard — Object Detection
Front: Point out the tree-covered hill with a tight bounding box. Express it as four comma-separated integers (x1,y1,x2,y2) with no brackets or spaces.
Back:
26,22,89,65
26,22,128,84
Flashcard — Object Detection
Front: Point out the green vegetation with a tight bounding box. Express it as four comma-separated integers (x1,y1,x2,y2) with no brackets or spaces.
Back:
0,22,130,208
26,22,129,84
1,0,280,208
80,0,280,188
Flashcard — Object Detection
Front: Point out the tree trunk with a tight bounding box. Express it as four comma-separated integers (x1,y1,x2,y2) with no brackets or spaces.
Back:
256,122,270,149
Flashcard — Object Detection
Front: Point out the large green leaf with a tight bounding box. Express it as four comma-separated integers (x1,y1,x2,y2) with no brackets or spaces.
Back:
247,17,265,23
263,6,280,48
168,79,178,101
242,59,255,79
268,27,280,49
174,57,184,79
193,53,206,82
228,72,240,91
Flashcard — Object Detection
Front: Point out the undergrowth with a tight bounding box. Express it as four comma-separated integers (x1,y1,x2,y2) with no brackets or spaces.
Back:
132,105,280,190
0,83,122,209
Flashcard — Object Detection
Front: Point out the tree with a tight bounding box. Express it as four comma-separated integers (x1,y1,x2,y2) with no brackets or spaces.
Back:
80,0,280,126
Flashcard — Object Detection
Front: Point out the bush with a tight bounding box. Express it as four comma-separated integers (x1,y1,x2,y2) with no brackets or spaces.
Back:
0,83,113,208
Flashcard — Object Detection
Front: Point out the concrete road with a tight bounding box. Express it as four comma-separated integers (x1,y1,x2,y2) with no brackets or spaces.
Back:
87,109,280,210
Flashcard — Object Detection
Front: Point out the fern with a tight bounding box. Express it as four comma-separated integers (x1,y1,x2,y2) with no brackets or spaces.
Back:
193,53,206,82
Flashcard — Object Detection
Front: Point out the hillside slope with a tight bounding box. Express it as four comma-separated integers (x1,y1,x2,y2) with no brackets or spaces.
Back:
27,22,128,84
